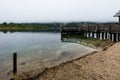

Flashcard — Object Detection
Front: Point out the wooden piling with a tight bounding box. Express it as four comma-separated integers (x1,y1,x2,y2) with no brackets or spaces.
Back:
118,33,120,41
92,32,94,38
61,24,120,42
61,32,63,41
97,32,100,38
118,16,120,24
80,32,82,36
82,31,84,36
88,32,90,37
101,33,104,40
76,32,78,40
67,31,69,40
84,32,86,37
105,33,107,39
110,33,112,41
117,33,119,41
13,53,17,75
113,33,117,42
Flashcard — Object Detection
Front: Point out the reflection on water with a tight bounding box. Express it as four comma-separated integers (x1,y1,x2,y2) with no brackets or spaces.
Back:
0,32,60,67
0,31,95,79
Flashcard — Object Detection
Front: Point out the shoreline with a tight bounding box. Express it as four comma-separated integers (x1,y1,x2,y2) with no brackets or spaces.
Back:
37,42,120,80
0,42,95,80
12,42,115,80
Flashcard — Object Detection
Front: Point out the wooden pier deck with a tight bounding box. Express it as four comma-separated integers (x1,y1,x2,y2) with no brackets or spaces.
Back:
61,24,120,42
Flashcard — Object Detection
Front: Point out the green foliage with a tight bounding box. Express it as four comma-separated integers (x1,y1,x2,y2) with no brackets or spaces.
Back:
0,22,116,32
63,34,113,49
79,37,113,49
0,23,61,32
2,22,7,26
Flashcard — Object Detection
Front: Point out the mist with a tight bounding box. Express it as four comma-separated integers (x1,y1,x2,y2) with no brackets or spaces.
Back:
0,0,120,23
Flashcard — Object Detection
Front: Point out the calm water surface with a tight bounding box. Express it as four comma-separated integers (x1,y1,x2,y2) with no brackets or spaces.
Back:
0,32,95,79
0,32,62,67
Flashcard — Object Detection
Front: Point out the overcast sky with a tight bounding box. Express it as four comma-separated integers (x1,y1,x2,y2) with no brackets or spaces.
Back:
0,0,120,23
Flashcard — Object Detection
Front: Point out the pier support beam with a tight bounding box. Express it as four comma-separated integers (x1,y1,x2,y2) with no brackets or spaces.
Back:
79,32,81,36
105,33,107,40
80,31,84,37
67,31,69,40
92,32,94,38
97,32,100,38
113,33,117,42
109,33,112,41
118,33,120,41
61,33,63,41
101,32,104,40
83,32,85,37
75,32,78,40
88,32,90,37
84,32,87,37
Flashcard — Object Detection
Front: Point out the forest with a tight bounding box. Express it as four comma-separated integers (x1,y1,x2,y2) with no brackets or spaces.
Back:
0,22,116,32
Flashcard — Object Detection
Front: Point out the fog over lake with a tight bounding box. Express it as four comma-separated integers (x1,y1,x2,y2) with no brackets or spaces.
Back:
0,0,120,22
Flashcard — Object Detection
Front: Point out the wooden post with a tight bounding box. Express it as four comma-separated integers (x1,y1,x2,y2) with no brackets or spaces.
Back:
61,32,63,41
117,33,119,41
81,31,84,37
109,25,111,40
78,30,80,36
13,53,17,75
118,16,120,24
87,32,89,37
84,32,87,37
83,31,85,37
110,33,112,41
97,32,100,38
88,32,90,37
113,33,117,42
105,33,107,39
61,33,63,42
79,31,81,36
118,33,120,41
76,32,78,41
61,26,63,41
67,31,69,40
101,32,104,40
92,32,94,38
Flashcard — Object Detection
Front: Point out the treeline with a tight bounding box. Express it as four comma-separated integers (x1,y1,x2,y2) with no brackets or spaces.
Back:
0,22,116,32
0,22,62,32
0,22,61,30
63,22,117,27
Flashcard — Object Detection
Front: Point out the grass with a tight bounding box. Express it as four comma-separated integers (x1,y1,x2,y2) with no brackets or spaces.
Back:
78,37,113,49
62,34,113,49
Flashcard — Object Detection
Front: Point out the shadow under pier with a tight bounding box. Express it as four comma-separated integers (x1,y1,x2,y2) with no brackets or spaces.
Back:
61,24,120,42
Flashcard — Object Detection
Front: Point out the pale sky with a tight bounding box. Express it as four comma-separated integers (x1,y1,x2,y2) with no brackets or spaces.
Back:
0,0,120,23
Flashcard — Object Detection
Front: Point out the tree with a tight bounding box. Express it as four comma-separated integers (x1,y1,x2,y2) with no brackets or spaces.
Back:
2,22,7,26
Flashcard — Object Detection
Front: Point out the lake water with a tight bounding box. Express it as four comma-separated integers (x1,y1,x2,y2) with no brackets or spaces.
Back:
0,32,95,79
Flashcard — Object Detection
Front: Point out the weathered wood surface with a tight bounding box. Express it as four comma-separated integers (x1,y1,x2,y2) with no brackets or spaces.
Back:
62,24,120,33
61,24,120,42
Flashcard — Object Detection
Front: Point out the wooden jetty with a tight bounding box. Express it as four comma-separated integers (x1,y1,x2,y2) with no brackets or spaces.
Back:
61,23,120,42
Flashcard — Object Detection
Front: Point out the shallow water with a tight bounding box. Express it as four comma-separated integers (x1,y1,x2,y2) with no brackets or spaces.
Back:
0,32,60,67
0,32,95,79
